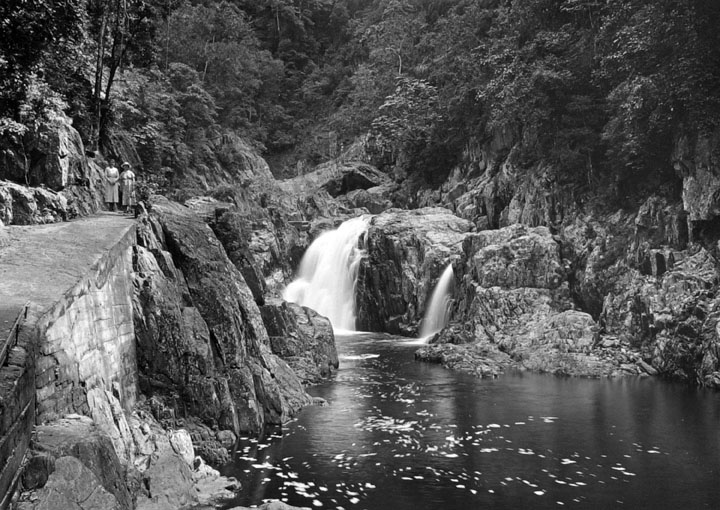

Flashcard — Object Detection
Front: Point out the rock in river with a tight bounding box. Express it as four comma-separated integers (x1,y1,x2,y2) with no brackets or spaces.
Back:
355,207,473,334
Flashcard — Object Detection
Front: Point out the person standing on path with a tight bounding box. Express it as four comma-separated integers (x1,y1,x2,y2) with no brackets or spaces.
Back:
104,159,120,211
119,162,136,215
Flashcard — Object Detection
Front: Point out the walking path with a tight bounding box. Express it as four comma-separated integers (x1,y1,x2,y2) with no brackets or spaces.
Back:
0,213,136,342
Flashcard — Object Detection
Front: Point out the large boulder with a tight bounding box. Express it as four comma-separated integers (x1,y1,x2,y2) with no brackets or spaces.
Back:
18,456,122,510
260,300,338,385
339,184,396,214
355,207,474,334
281,160,391,199
28,116,90,191
21,415,132,509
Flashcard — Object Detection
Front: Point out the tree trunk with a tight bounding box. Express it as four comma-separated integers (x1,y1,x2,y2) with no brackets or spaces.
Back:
92,9,108,152
99,0,129,150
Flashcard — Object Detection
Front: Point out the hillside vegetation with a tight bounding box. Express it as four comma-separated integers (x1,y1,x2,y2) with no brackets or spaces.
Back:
1,0,719,195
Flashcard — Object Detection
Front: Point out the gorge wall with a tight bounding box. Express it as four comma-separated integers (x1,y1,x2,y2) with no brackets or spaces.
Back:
0,195,338,508
395,127,720,386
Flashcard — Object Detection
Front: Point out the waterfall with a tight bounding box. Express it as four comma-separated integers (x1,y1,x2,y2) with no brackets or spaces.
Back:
419,264,455,338
283,216,370,331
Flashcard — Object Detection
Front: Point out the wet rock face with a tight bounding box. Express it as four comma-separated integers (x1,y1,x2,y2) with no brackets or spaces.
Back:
260,301,338,385
355,207,474,334
133,240,233,429
134,197,312,434
188,194,311,300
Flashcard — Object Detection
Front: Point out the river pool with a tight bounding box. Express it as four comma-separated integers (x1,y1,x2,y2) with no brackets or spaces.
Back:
223,333,720,509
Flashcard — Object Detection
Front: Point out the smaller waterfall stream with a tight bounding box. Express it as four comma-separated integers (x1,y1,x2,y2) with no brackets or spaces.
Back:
283,216,370,330
419,264,455,338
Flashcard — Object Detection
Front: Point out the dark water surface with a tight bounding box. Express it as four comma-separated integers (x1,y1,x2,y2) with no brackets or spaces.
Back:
223,333,720,509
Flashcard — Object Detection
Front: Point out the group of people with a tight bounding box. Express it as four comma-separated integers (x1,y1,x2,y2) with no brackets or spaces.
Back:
104,159,137,214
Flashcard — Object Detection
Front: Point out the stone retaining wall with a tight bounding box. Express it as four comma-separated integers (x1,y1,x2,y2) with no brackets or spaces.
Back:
34,225,138,423
0,217,138,509
0,306,35,510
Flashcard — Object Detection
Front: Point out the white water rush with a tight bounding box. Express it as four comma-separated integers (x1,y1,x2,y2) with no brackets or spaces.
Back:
283,216,370,331
419,263,455,338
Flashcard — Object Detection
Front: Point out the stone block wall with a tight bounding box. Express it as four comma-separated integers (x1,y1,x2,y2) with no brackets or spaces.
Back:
0,307,35,510
33,226,138,424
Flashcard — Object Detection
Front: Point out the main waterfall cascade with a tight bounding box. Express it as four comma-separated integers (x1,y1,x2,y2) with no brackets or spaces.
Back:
419,263,455,338
283,216,370,330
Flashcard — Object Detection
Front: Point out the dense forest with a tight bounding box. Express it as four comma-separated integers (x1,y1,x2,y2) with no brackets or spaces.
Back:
2,0,720,195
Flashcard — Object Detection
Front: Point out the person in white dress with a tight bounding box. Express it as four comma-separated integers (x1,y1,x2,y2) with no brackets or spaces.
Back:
119,162,137,214
104,159,120,211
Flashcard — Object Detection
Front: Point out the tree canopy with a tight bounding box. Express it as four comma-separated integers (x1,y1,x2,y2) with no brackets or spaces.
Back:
1,0,719,192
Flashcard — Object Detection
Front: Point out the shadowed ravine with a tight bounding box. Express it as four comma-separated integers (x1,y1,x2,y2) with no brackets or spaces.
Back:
223,332,720,509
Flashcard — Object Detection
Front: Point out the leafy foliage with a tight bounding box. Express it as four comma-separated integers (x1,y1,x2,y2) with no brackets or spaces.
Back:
2,0,719,193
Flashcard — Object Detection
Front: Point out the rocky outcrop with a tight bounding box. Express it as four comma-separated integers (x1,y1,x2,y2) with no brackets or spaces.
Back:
415,326,513,378
0,115,106,225
673,129,720,224
260,300,338,385
169,133,276,193
339,184,396,214
425,223,628,376
281,160,391,199
19,414,132,509
0,180,68,225
135,196,312,434
355,207,474,334
599,248,720,384
19,456,124,510
210,207,307,299
16,392,241,510
0,116,88,191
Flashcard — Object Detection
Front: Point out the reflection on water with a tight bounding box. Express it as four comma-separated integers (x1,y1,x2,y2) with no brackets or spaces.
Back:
223,333,720,509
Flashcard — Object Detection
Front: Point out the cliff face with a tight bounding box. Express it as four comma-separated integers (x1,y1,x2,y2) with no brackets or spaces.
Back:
408,127,720,385
134,196,313,433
